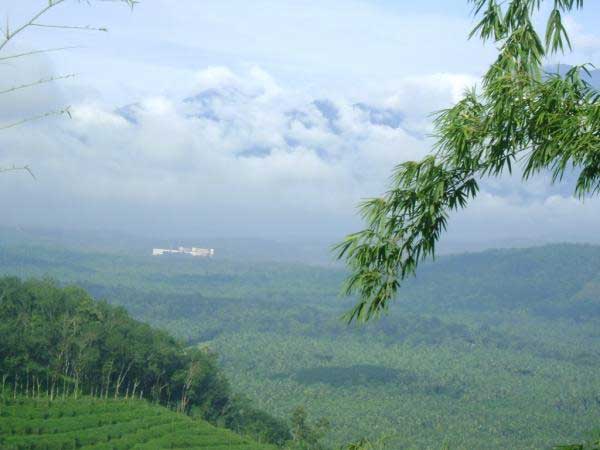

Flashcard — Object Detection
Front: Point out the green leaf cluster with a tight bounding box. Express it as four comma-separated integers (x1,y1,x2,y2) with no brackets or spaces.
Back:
336,0,599,322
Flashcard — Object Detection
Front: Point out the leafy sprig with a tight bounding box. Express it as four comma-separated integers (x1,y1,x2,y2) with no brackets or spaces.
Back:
336,0,597,323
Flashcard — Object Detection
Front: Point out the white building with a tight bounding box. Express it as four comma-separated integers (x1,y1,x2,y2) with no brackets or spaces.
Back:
152,246,215,257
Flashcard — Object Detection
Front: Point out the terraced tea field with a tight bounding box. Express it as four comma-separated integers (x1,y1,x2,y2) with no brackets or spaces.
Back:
0,397,276,449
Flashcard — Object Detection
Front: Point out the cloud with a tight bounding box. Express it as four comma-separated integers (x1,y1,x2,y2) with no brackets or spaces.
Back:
1,0,498,108
446,189,600,251
550,15,600,68
563,16,600,56
1,65,434,237
3,64,600,246
0,44,67,124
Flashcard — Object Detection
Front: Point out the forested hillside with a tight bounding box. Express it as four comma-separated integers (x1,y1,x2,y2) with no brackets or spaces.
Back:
1,235,600,448
0,277,291,446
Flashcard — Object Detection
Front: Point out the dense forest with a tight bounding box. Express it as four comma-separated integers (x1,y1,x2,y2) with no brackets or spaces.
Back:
0,277,293,446
0,230,599,448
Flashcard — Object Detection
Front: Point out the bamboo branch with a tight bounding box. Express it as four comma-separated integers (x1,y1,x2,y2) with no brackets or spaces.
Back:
0,46,81,62
0,165,36,179
0,74,76,95
30,23,108,32
0,0,68,53
0,107,71,131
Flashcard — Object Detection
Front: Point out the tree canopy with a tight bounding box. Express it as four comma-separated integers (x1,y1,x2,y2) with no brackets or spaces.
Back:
0,276,292,445
336,0,599,322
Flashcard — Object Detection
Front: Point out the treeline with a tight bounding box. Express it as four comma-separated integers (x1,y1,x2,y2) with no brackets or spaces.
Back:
77,282,600,370
0,277,291,445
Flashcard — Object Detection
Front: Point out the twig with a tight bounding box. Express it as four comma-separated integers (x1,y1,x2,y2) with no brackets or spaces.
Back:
0,46,81,62
0,0,68,53
0,165,36,179
0,107,71,131
0,74,76,95
30,24,108,32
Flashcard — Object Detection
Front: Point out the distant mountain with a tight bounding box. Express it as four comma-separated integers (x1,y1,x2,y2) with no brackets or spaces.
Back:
402,243,600,320
353,102,405,129
545,64,600,88
0,225,337,264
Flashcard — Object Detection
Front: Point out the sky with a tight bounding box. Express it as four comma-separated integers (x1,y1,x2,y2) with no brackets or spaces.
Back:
1,0,600,249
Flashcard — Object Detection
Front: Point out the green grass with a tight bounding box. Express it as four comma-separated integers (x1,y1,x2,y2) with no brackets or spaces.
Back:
0,396,276,450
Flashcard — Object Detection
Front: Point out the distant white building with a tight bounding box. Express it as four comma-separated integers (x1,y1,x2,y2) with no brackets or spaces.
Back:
152,246,215,257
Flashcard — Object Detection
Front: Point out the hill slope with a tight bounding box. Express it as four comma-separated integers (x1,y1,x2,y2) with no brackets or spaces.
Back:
0,277,291,446
0,396,276,449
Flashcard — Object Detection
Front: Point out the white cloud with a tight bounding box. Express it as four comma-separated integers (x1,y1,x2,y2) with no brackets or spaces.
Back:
0,0,498,107
1,66,433,236
2,1,600,245
3,64,600,245
564,16,600,55
0,44,67,124
446,190,600,250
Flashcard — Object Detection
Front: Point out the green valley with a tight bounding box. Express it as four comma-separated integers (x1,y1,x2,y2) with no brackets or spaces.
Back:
1,232,599,448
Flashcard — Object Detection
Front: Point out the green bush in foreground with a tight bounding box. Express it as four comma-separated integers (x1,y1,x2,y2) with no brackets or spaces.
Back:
0,396,277,450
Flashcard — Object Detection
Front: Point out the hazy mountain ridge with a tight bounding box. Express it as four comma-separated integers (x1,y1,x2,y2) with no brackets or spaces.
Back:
548,64,600,87
403,243,600,318
2,225,600,317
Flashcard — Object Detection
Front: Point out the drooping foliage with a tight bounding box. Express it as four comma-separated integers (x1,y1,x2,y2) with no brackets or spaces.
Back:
335,0,599,322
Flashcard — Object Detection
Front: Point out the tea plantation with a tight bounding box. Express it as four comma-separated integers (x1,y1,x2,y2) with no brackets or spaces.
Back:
0,396,276,449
